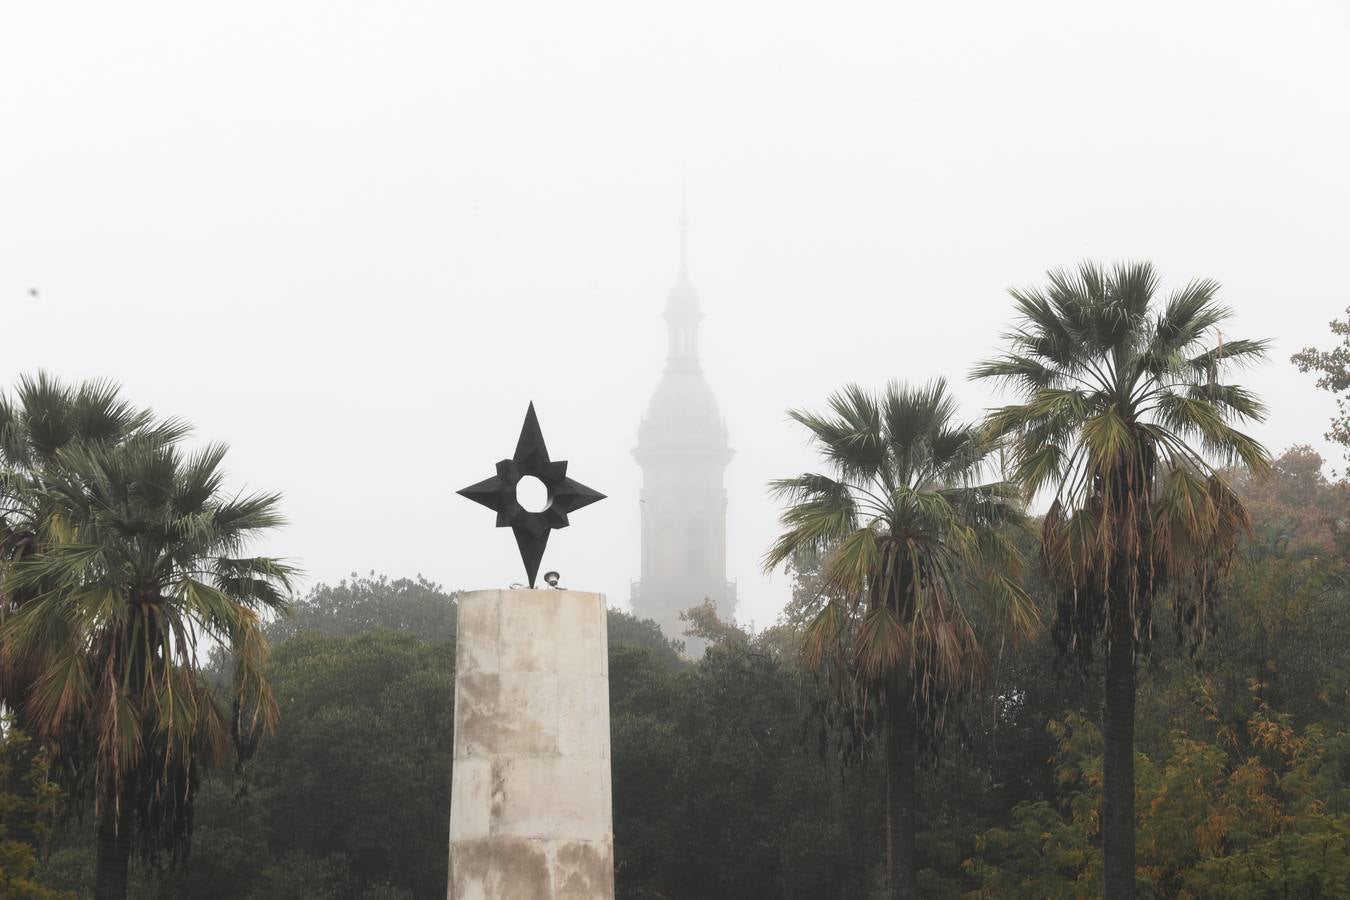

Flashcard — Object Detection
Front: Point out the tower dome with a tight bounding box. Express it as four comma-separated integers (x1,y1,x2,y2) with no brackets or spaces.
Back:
635,371,730,459
635,274,732,463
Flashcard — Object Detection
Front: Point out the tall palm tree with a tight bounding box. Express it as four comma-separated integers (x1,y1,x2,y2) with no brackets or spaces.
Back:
0,373,185,846
2,435,293,900
973,261,1270,899
764,379,1038,899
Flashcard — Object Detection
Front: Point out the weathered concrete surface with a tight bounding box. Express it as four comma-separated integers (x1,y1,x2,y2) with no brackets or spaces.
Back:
448,590,614,900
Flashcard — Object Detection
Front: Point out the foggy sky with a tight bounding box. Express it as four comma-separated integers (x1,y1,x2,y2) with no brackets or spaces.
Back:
3,1,1349,630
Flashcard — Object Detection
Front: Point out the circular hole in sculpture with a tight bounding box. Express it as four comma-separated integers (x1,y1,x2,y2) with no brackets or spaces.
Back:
515,475,550,513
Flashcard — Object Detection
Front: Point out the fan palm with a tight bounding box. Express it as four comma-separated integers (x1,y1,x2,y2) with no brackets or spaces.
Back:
764,379,1038,899
1,435,293,900
973,261,1270,899
0,373,185,846
0,373,184,621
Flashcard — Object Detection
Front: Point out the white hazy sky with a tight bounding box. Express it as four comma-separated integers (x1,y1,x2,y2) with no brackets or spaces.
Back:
3,1,1348,629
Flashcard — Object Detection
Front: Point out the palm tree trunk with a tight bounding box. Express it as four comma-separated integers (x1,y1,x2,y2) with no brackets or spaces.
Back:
1102,604,1136,899
94,792,133,900
885,698,919,900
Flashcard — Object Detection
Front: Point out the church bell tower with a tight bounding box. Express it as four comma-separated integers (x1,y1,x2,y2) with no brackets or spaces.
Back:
631,210,736,643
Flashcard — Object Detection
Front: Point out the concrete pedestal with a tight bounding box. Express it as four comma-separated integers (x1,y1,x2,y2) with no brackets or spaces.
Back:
448,589,614,900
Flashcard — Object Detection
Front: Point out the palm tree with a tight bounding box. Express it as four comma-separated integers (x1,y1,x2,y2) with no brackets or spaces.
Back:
0,373,185,847
1,435,293,900
973,261,1270,899
764,379,1038,899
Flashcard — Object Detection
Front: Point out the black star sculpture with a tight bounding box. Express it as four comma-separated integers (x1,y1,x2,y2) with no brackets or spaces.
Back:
457,403,605,588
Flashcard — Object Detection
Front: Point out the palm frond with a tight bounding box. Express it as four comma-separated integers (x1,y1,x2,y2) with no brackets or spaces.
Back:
763,474,860,572
853,605,910,680
820,526,881,597
1151,279,1227,356
969,353,1058,392
1186,338,1270,378
801,600,846,672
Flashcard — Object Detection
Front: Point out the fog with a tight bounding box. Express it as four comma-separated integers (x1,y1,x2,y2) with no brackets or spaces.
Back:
3,1,1348,630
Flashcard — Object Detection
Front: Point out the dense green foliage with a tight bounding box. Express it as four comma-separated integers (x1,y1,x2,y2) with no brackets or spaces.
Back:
27,446,1350,898
265,573,457,645
0,723,68,900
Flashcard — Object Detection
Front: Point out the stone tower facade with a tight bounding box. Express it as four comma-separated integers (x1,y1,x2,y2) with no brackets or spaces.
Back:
631,227,736,642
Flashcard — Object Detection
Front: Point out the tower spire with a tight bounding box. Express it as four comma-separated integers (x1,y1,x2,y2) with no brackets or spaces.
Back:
678,192,688,278
664,195,702,367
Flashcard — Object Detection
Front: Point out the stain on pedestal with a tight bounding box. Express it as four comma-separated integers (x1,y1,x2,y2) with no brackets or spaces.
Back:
450,838,551,900
555,842,614,900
